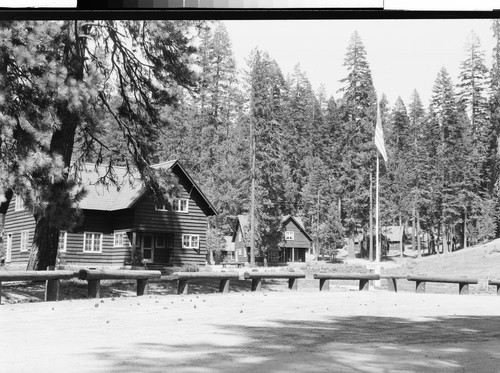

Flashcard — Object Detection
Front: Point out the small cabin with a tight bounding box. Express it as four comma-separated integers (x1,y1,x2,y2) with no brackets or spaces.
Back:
2,160,217,269
232,214,312,263
382,225,407,250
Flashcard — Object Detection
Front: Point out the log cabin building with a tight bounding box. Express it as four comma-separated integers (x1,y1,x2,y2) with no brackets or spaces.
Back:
232,215,312,263
2,160,217,269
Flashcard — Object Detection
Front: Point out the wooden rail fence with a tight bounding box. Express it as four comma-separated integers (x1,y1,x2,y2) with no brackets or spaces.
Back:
78,269,162,298
0,270,78,302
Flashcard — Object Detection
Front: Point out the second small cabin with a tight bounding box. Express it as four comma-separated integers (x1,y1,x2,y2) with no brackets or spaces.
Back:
232,214,312,263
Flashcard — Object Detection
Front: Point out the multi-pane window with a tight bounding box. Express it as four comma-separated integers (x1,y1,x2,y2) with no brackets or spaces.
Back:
20,230,29,252
113,232,130,247
182,235,199,249
83,232,103,253
14,195,25,211
285,231,295,241
156,198,189,212
58,231,67,252
172,199,189,213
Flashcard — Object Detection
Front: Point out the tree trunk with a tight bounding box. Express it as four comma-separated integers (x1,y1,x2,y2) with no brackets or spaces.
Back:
369,171,373,262
416,208,421,258
463,210,468,249
437,222,441,255
411,204,416,251
27,218,60,270
398,214,403,258
443,224,449,254
28,21,87,270
348,235,355,259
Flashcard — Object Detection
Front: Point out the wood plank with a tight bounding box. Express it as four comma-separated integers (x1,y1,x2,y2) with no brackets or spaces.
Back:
78,269,161,281
313,273,380,281
407,275,478,284
244,271,306,279
173,271,239,280
0,270,77,282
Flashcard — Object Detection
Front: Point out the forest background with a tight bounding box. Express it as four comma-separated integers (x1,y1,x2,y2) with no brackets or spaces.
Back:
0,19,499,268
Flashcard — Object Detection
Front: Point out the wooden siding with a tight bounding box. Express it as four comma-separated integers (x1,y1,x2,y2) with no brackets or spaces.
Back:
233,219,311,251
233,226,247,260
281,219,311,249
3,166,213,268
3,201,36,265
60,232,132,267
133,191,208,266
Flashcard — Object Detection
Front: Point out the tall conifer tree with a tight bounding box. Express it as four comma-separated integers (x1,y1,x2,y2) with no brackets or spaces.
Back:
336,31,377,254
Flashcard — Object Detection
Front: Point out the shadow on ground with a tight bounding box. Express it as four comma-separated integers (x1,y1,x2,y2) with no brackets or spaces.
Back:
87,315,500,372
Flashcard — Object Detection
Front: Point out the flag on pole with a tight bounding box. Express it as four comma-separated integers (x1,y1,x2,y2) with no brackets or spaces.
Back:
374,102,388,162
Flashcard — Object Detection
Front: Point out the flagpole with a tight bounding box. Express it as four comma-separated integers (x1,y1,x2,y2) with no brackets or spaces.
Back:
369,169,373,262
375,154,380,263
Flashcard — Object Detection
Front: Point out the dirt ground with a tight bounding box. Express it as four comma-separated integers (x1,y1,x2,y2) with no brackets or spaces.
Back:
2,288,500,373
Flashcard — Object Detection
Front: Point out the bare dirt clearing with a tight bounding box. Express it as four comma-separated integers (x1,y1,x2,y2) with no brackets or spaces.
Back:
2,291,500,373
3,239,500,372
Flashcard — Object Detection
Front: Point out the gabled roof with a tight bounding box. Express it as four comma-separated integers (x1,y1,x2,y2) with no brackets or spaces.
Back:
77,160,217,215
234,214,312,244
381,225,406,243
281,215,313,242
224,236,235,252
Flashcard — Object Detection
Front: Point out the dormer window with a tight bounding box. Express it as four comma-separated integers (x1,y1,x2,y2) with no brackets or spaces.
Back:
172,198,189,213
155,198,188,213
14,195,25,211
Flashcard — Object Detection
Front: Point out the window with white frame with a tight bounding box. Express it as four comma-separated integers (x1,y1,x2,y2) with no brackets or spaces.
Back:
6,233,12,262
155,198,189,213
172,198,189,213
20,230,29,252
238,230,242,242
14,195,25,211
285,231,295,241
83,232,103,253
182,234,199,249
58,231,67,252
113,231,130,247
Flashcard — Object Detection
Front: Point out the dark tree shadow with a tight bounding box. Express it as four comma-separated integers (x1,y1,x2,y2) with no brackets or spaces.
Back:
85,315,500,372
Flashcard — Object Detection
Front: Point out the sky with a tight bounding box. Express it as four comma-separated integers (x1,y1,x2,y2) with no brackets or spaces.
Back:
224,19,496,108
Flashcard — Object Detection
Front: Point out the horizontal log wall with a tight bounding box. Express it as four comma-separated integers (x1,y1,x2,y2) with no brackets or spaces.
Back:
133,192,208,266
3,202,36,265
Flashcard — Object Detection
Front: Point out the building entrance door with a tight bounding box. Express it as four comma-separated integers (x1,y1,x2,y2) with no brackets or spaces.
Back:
142,234,154,263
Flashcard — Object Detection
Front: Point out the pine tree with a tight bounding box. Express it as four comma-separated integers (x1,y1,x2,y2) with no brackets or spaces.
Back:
458,31,491,192
427,67,467,253
457,30,497,246
407,90,428,255
490,20,500,237
248,49,287,263
0,20,201,269
383,97,412,246
336,31,377,256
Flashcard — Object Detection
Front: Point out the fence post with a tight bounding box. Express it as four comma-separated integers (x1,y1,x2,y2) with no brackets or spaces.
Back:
137,279,149,296
88,279,101,298
45,266,60,302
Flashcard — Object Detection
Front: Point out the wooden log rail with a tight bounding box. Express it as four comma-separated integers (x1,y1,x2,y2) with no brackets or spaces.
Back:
243,271,306,291
221,261,246,268
380,275,407,292
313,273,380,291
0,270,78,302
488,279,500,295
407,275,479,295
172,271,240,295
78,269,161,298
